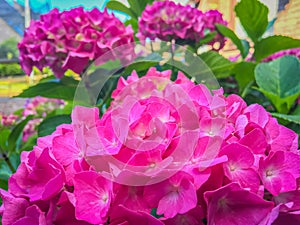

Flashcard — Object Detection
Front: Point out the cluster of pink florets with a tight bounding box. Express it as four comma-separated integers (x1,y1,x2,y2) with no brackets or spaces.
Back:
137,1,227,50
263,48,300,62
18,7,134,78
1,68,300,224
0,97,64,142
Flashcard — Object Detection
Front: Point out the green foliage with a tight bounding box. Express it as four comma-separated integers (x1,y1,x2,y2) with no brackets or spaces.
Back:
0,63,24,76
38,114,71,137
234,0,268,43
106,0,154,31
198,51,235,78
0,38,19,59
106,0,154,20
254,35,300,61
7,116,33,154
255,56,300,114
216,24,249,58
232,62,256,95
17,76,79,101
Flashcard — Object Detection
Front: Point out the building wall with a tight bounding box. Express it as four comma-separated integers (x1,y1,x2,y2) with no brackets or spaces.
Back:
274,0,300,39
0,17,21,43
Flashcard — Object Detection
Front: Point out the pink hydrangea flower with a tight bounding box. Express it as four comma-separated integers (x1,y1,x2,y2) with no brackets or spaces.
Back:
73,171,113,224
258,151,300,196
0,113,19,126
109,205,163,225
144,171,197,219
8,148,65,202
137,1,227,50
1,67,300,223
18,7,134,78
204,183,274,225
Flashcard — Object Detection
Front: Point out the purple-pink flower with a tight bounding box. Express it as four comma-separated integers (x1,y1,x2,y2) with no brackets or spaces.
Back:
137,1,227,50
18,7,134,78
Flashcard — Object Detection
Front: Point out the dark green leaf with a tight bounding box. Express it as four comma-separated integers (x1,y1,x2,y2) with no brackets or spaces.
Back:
17,77,78,101
0,153,20,182
7,115,33,153
198,51,235,78
38,115,71,137
255,56,300,113
232,62,256,94
19,134,37,151
254,35,300,61
123,53,162,76
150,208,163,219
106,1,137,19
215,24,248,58
235,0,268,42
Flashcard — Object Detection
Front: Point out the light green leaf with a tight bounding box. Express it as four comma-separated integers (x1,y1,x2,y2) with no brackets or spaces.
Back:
235,0,268,42
38,115,71,137
255,56,300,113
0,128,10,151
215,24,248,58
106,1,137,19
254,35,300,61
198,51,235,78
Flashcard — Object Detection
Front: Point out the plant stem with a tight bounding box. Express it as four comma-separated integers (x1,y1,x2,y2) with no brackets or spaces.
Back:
170,41,176,80
241,80,254,98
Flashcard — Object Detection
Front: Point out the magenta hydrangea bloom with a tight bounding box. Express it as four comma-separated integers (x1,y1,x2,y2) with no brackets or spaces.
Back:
137,1,227,50
263,48,300,62
204,183,274,225
1,68,300,223
18,7,134,78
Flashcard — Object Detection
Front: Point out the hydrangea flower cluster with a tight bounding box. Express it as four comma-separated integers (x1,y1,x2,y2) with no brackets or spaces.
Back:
0,97,65,142
18,7,134,78
263,48,300,62
1,68,300,224
137,1,227,50
0,113,19,127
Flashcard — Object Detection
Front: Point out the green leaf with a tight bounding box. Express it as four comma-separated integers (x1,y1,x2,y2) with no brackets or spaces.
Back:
232,62,256,94
124,18,138,34
215,24,248,58
38,115,71,137
0,128,10,151
7,115,33,153
0,153,20,181
106,1,137,19
128,0,142,16
198,51,235,78
234,0,268,42
17,77,78,101
272,113,300,125
254,35,300,61
255,56,300,113
198,31,217,46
